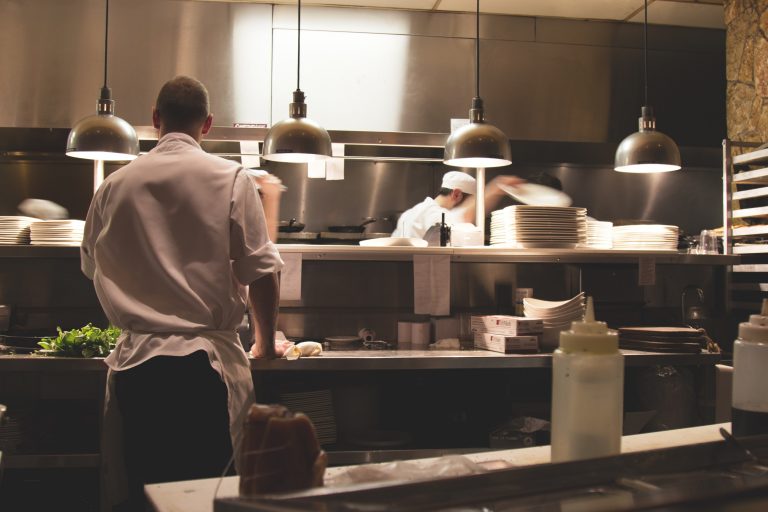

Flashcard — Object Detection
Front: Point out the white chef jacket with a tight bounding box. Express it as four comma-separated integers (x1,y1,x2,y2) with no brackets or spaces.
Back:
392,197,465,239
81,132,283,462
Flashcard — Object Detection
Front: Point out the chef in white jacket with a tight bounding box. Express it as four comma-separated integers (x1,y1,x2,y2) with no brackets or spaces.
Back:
393,170,522,239
81,76,283,510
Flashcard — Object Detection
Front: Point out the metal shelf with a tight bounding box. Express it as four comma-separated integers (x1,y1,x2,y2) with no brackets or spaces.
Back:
732,166,768,184
733,148,768,166
733,206,768,219
733,225,768,237
734,244,768,254
279,245,739,265
732,264,768,272
0,244,739,265
733,186,768,200
248,349,721,372
726,141,768,313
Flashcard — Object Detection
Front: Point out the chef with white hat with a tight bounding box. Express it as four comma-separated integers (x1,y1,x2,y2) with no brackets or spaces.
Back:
392,170,521,239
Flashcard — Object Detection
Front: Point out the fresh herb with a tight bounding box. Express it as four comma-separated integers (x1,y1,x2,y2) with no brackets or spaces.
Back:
38,324,121,358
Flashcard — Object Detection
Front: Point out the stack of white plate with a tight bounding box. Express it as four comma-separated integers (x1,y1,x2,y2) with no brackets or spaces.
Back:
612,224,679,251
0,216,36,245
523,293,586,350
30,220,85,246
490,206,587,248
582,219,613,249
279,389,337,446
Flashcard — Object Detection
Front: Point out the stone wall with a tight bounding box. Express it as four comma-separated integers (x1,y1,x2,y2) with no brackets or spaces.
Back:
726,0,768,142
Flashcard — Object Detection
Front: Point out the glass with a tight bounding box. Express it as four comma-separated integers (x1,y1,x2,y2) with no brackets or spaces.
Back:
699,230,719,254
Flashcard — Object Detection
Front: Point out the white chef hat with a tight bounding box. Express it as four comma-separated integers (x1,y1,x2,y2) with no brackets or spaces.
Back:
441,171,476,195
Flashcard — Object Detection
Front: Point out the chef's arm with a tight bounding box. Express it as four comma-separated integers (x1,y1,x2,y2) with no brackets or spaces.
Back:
252,174,284,242
248,272,280,359
457,175,523,223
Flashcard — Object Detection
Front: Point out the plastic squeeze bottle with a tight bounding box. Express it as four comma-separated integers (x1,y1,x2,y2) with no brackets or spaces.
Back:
732,299,768,437
551,297,624,462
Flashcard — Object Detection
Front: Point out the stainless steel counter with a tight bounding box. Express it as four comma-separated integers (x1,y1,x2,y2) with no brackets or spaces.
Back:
0,244,740,265
248,349,722,371
0,349,721,373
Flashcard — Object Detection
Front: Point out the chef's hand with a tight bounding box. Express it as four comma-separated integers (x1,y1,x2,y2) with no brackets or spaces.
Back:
250,340,277,360
253,174,285,201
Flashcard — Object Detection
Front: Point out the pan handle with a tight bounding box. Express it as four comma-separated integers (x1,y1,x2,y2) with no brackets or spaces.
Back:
360,217,376,227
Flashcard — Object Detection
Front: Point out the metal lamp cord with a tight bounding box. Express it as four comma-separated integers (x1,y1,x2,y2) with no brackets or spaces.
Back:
475,0,480,99
643,0,648,107
297,0,301,92
104,0,109,89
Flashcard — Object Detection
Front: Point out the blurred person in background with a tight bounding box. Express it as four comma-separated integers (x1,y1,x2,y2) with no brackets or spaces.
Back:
393,170,522,239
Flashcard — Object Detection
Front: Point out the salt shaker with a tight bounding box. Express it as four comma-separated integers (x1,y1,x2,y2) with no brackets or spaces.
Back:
551,297,624,462
732,299,768,436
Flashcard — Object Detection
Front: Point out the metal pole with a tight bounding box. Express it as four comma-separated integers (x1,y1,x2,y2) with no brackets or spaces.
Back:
723,138,733,316
475,167,485,243
722,139,732,256
94,160,105,193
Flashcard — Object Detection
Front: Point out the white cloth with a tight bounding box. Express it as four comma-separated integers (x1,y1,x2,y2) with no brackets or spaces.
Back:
81,132,283,462
392,197,465,239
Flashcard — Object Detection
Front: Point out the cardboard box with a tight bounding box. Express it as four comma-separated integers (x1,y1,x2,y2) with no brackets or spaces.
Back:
474,332,539,354
470,315,543,336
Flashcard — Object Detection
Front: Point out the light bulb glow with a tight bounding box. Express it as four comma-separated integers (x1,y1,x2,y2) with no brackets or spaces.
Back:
444,156,511,168
614,163,681,173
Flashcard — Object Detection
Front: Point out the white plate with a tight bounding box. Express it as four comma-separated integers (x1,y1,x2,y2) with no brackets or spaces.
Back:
524,304,585,316
524,294,584,308
493,207,583,213
518,241,578,249
359,237,428,247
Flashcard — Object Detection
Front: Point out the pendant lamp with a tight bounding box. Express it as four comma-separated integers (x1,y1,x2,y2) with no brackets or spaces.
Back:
614,0,680,173
444,0,511,168
66,0,138,162
262,0,331,163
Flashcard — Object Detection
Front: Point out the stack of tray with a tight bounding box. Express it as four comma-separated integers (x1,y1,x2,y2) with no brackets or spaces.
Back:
618,326,707,353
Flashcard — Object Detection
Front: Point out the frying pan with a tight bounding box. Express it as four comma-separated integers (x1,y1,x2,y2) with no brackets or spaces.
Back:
278,218,305,233
328,217,376,233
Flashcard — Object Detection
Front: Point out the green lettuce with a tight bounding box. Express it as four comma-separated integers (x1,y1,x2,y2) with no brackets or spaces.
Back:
38,324,121,358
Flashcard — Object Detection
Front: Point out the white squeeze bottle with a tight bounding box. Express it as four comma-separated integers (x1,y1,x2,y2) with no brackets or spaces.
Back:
732,299,768,437
551,297,624,462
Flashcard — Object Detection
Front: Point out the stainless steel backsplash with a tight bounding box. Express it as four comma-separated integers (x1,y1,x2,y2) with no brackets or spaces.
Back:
0,1,731,343
1,1,724,144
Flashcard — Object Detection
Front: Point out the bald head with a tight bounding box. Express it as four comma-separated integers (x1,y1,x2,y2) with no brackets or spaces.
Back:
153,76,212,139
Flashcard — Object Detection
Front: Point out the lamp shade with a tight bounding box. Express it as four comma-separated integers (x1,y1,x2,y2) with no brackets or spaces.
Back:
66,112,139,162
262,90,332,163
262,117,332,163
614,130,681,173
67,89,139,162
614,108,680,173
444,120,511,168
